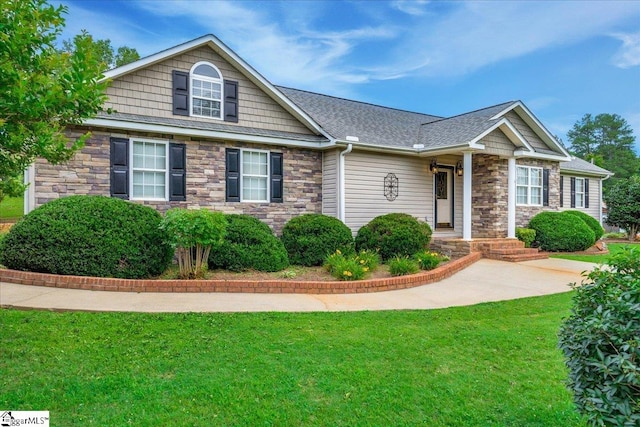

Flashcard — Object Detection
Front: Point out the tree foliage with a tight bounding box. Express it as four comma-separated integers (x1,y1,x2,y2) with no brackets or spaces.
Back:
61,31,140,70
603,176,640,241
567,113,639,190
0,0,109,193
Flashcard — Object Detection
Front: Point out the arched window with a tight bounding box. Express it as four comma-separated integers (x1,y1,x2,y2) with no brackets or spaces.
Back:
190,61,223,119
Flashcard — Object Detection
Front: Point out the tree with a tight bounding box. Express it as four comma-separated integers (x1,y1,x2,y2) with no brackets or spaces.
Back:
0,0,109,196
603,176,640,241
61,32,140,70
567,113,640,190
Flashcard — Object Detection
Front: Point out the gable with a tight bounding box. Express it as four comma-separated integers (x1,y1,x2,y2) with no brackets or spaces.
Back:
505,110,557,154
104,46,314,136
480,128,518,157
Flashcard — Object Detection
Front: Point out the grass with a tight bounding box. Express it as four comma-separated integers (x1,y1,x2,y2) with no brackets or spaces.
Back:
0,195,23,220
1,293,585,426
549,242,639,263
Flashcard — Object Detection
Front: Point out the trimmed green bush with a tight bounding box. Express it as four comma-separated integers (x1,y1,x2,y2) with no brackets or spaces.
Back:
209,214,289,272
355,213,432,261
515,227,536,248
564,210,604,241
281,214,354,266
529,211,595,252
558,247,640,425
1,195,172,278
388,256,420,276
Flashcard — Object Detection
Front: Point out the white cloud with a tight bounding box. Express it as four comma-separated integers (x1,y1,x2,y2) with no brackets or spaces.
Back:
391,0,429,16
611,32,640,68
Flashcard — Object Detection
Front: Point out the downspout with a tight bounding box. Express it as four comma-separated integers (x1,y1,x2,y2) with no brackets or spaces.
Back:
339,143,353,223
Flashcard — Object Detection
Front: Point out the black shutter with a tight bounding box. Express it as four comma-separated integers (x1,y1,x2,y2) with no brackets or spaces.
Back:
169,143,186,201
584,179,589,208
226,148,240,202
270,152,283,203
560,176,564,207
570,177,576,208
542,169,549,207
172,70,189,116
110,137,129,199
224,80,238,123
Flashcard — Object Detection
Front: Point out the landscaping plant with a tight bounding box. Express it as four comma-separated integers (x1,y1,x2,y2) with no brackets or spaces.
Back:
564,210,604,241
281,214,354,266
0,195,172,279
529,211,595,252
160,208,226,279
208,214,289,272
388,256,420,276
355,213,432,261
558,247,640,425
324,249,379,281
515,227,536,248
414,250,449,271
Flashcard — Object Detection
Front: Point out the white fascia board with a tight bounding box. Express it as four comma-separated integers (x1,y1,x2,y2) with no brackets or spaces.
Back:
559,168,612,178
84,118,335,149
467,119,519,148
513,148,571,162
334,140,484,157
102,35,329,139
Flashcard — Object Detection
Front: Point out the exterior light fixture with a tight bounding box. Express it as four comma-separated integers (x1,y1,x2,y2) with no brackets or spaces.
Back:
456,160,464,177
430,158,439,174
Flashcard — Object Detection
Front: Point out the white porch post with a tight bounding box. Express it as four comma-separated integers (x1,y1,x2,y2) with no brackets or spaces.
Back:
507,157,516,238
463,151,472,240
24,164,35,215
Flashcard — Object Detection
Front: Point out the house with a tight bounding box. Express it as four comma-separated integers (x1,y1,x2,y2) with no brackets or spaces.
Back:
24,34,612,248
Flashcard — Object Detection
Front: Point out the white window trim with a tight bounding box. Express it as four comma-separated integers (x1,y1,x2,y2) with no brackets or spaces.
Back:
189,61,223,120
575,177,585,208
129,138,169,201
516,166,543,206
240,148,270,203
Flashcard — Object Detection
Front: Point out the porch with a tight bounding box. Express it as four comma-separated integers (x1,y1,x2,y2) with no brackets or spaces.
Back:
430,237,548,262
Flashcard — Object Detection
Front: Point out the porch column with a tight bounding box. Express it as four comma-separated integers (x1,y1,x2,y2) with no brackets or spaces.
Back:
24,164,35,215
463,151,472,240
507,157,516,238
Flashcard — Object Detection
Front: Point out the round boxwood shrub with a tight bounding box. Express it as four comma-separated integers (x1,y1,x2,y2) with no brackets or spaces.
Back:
564,210,604,241
281,214,354,266
1,195,172,279
528,211,596,252
208,214,289,272
355,213,432,261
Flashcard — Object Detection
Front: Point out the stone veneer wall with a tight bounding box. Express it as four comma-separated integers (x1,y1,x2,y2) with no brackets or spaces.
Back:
34,129,323,234
471,154,508,238
515,159,560,227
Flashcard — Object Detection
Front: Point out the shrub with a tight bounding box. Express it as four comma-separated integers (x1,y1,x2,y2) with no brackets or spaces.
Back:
563,210,604,241
355,213,432,261
414,250,448,271
208,214,289,272
160,208,226,279
281,214,354,266
529,211,595,252
1,195,172,279
558,247,640,426
603,231,627,240
388,256,420,276
515,227,536,248
324,249,378,281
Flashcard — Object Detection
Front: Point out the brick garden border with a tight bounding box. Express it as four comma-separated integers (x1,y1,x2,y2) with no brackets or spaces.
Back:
0,252,481,294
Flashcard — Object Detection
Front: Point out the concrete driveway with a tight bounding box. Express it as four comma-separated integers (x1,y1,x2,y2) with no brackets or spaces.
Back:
0,258,597,313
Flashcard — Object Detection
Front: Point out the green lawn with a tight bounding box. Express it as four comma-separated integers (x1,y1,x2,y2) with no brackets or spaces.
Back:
0,195,23,220
550,242,639,263
1,293,585,426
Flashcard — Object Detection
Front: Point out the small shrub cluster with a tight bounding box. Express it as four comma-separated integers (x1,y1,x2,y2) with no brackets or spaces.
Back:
281,214,354,266
414,250,449,271
1,195,172,279
388,256,420,276
564,210,604,241
558,247,640,426
355,213,432,261
324,249,380,281
515,227,536,248
529,211,595,252
603,231,627,240
208,214,289,272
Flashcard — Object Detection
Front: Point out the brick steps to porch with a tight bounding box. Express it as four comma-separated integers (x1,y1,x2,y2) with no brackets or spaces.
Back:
474,239,548,262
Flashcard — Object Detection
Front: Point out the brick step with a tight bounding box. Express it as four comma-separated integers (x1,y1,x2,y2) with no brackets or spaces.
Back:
488,247,541,256
498,252,550,262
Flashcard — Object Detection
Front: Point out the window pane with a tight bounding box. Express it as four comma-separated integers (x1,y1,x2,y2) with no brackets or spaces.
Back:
531,188,542,205
517,186,528,204
576,179,584,193
530,168,542,186
516,167,528,185
193,63,220,79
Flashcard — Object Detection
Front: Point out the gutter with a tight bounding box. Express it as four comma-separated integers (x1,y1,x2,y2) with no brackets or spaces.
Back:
339,143,353,223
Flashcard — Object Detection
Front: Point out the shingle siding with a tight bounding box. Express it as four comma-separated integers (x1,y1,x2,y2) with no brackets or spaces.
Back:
479,128,516,157
505,111,549,153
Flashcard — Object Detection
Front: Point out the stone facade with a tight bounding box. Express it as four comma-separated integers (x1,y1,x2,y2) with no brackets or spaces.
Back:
471,154,509,238
34,128,323,234
515,158,560,227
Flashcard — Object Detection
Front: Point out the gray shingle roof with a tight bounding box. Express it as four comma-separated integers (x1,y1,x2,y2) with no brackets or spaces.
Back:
277,86,442,148
96,111,329,143
560,156,612,176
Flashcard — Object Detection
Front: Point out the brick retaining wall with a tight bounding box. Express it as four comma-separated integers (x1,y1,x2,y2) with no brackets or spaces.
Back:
0,253,480,294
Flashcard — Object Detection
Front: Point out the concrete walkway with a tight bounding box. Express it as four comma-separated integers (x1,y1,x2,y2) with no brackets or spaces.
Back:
0,258,597,313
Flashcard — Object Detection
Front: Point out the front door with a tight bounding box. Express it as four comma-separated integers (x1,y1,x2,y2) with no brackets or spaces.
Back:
435,169,453,228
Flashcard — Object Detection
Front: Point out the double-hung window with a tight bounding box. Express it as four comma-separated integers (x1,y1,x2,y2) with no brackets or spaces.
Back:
190,62,222,119
225,148,283,203
516,166,543,206
241,150,269,202
574,177,585,208
131,139,168,200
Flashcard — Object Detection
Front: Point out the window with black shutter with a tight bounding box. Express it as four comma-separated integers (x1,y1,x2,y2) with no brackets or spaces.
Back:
169,143,186,201
226,148,283,203
542,169,550,206
270,152,283,203
560,175,564,207
570,177,576,208
226,148,240,202
224,80,239,123
110,137,129,199
584,179,589,208
172,70,189,116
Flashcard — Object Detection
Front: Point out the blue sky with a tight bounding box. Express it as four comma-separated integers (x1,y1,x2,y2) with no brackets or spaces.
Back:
59,0,640,153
